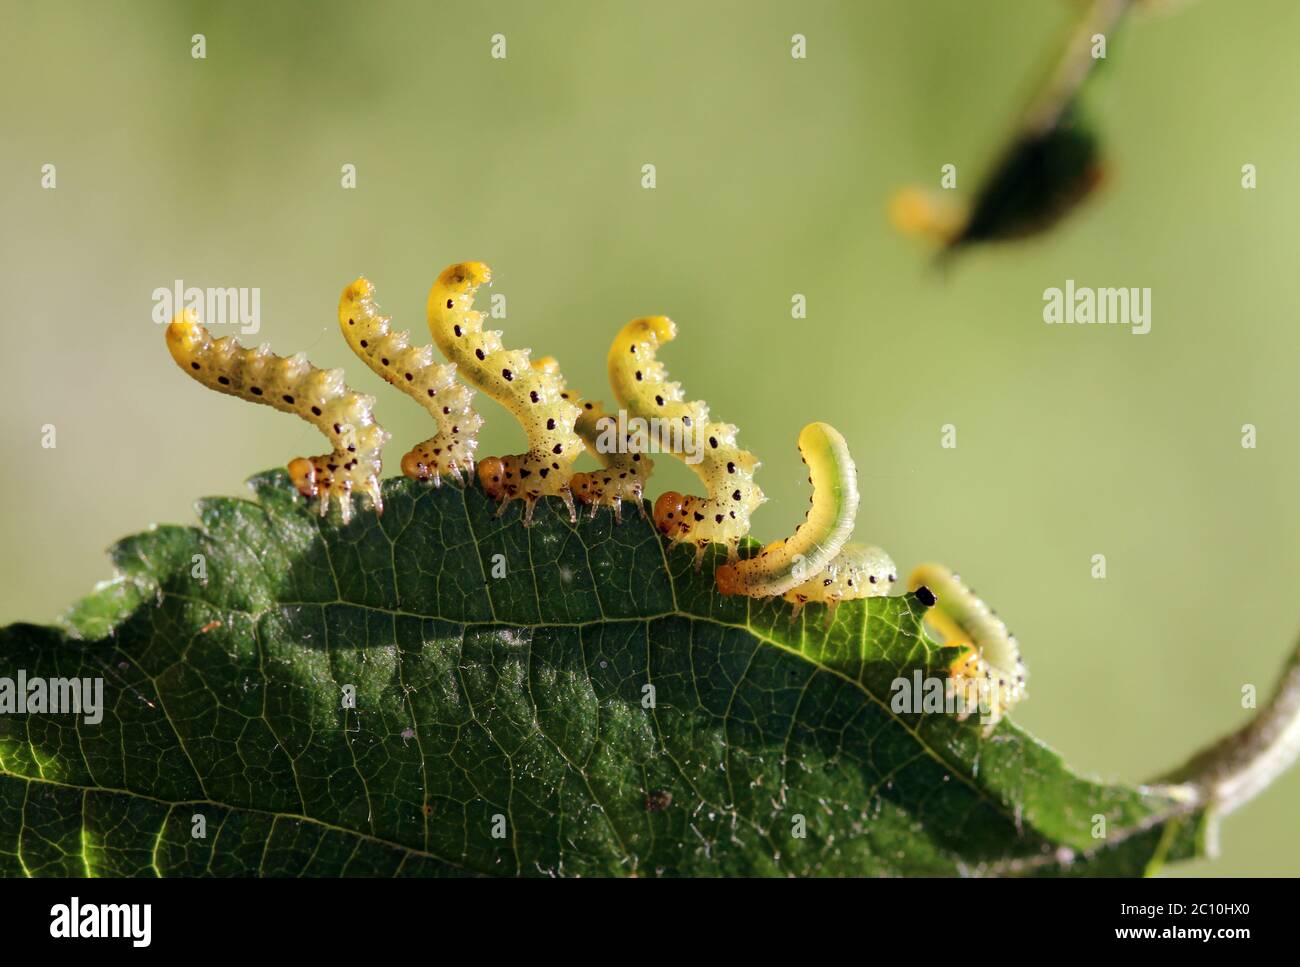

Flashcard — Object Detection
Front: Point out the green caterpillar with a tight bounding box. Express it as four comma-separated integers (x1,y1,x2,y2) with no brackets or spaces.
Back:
714,424,897,628
339,277,481,485
715,422,858,598
908,564,1028,732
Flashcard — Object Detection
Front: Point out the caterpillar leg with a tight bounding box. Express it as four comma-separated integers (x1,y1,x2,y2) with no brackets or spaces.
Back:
569,475,627,523
570,473,643,523
570,467,649,522
944,647,986,724
567,471,615,522
167,312,388,523
908,564,1028,734
477,456,578,525
287,457,381,524
399,444,467,487
822,599,840,628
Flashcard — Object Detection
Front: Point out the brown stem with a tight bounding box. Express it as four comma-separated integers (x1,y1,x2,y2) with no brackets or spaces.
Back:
1157,634,1300,817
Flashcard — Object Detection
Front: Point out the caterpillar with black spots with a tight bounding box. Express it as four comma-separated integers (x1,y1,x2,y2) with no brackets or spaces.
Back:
427,261,583,525
532,357,654,521
339,277,481,485
908,564,1027,733
607,315,763,564
165,310,388,523
712,421,897,619
715,422,858,598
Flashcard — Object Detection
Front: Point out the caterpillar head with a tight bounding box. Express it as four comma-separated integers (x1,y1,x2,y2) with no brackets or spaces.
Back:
653,491,687,535
287,457,319,499
400,449,434,482
714,562,741,596
477,456,508,499
715,538,784,596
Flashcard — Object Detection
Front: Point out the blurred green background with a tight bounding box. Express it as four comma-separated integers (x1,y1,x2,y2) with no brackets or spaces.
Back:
3,0,1298,875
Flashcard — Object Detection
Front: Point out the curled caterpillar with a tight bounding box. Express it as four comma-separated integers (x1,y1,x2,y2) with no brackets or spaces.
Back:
531,357,654,522
338,277,481,485
427,262,583,525
715,422,858,598
607,316,763,564
782,544,897,620
908,564,1027,733
165,311,388,523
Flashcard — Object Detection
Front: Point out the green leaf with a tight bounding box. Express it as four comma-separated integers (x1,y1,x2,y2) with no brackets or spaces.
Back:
0,471,1207,877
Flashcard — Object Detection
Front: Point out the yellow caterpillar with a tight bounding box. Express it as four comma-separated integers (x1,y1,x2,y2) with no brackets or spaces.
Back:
427,262,584,524
531,357,654,521
715,422,858,598
607,316,763,564
782,544,898,619
338,277,481,485
908,564,1028,732
165,311,388,523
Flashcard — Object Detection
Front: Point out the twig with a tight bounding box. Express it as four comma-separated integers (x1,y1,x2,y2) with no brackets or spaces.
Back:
1156,634,1300,818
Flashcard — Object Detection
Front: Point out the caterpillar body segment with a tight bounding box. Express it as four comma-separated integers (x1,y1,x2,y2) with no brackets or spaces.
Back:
338,277,481,486
782,543,897,621
165,311,387,523
607,316,763,564
715,422,859,599
427,262,583,524
531,357,653,522
908,564,1027,733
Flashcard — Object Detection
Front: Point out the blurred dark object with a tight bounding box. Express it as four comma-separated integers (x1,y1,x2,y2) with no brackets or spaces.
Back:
945,100,1106,253
892,0,1134,257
